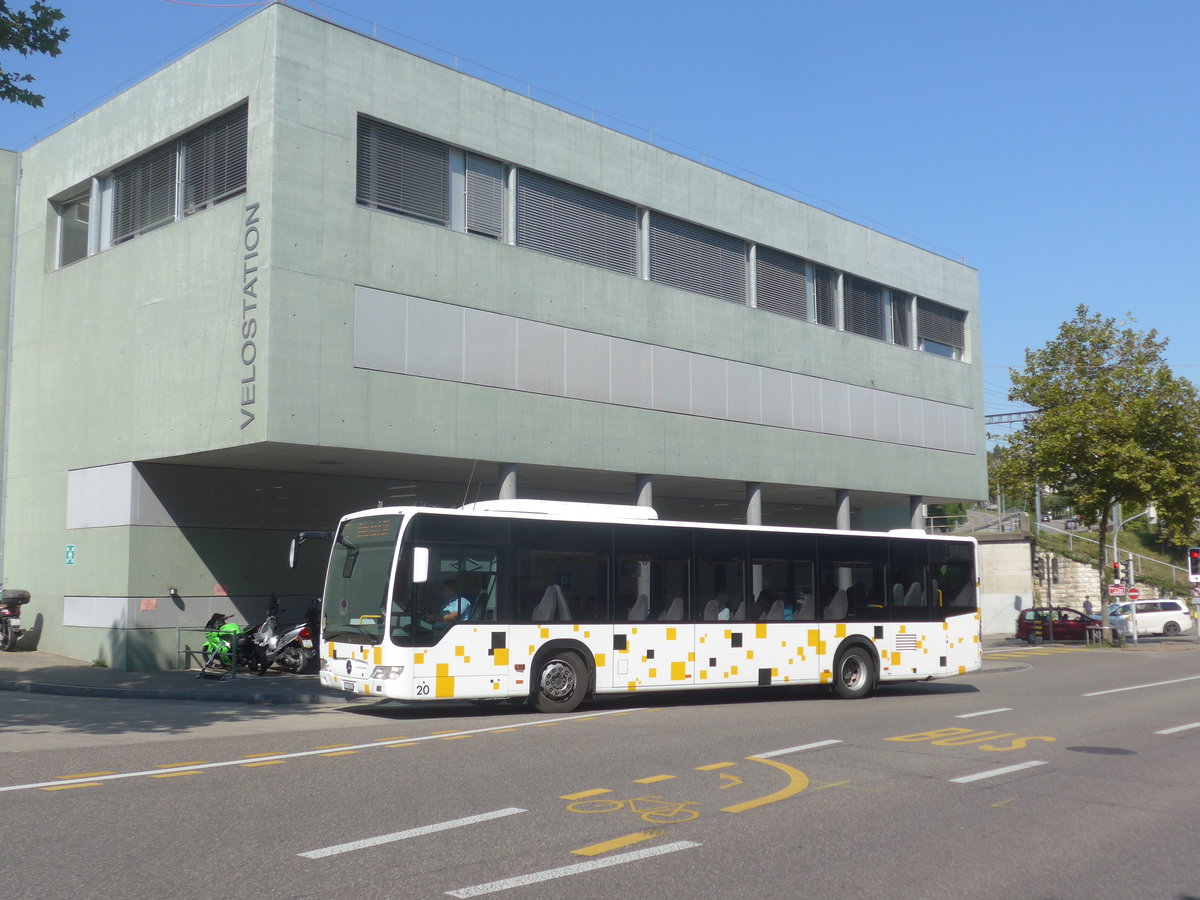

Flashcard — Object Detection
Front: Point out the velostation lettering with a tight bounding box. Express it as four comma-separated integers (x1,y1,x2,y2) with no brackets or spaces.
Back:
239,202,261,429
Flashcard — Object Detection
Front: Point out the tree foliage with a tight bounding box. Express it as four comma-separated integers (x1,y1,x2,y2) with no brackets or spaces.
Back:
994,304,1200,579
0,1,68,108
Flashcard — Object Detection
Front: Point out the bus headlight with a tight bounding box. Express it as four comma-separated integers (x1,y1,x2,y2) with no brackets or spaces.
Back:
371,665,405,680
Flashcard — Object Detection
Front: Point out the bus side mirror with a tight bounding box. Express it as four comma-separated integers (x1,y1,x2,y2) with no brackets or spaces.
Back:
412,546,429,584
288,538,298,569
289,530,333,568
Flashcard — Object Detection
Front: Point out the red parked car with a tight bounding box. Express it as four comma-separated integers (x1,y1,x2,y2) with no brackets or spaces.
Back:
1015,607,1101,643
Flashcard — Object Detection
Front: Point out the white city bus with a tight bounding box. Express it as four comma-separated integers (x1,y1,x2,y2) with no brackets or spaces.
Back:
311,500,981,711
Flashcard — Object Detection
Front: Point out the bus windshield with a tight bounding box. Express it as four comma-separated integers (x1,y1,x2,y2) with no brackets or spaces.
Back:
321,514,403,645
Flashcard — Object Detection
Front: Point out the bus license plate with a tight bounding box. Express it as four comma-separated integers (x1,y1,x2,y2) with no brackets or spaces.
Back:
342,680,357,694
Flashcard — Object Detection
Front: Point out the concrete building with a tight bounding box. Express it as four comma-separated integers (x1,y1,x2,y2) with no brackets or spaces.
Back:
0,4,983,669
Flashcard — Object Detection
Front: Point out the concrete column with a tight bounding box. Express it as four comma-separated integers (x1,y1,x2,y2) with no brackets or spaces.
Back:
909,496,925,530
635,474,653,509
835,489,851,530
497,463,517,500
745,482,762,527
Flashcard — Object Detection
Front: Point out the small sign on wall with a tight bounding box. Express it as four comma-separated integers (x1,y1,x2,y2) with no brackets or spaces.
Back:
65,544,76,566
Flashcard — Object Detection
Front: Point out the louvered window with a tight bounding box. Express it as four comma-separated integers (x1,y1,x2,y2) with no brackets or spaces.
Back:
516,170,637,275
648,214,745,304
844,275,886,341
813,265,837,327
918,298,966,359
891,289,911,347
182,105,248,215
466,153,504,239
112,143,177,243
356,117,450,225
756,247,807,320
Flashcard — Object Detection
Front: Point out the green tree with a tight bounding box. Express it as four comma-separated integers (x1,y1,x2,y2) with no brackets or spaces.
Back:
995,305,1200,627
0,1,68,108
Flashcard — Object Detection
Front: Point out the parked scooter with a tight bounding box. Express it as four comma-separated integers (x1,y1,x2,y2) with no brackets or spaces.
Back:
253,595,319,674
0,588,30,651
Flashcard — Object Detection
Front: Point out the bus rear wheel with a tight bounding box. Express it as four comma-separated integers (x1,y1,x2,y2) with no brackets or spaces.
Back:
832,646,874,699
533,651,586,713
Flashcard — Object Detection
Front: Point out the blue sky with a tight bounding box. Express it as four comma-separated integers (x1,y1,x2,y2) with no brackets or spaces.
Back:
3,0,1197,423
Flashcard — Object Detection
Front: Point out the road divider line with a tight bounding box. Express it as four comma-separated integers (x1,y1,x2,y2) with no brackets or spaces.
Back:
572,829,664,857
633,775,674,784
299,808,527,859
445,840,700,897
955,708,1013,719
1084,675,1200,697
1,707,646,794
41,782,102,791
950,760,1047,784
1155,722,1200,735
752,740,841,759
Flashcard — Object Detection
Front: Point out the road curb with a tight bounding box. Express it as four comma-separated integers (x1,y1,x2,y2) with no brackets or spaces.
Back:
0,677,354,705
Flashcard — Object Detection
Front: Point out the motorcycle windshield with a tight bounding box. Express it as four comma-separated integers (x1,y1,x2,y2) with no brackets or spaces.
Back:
321,514,403,646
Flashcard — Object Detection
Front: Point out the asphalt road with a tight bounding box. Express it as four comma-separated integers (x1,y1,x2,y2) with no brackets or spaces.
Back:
5,646,1200,899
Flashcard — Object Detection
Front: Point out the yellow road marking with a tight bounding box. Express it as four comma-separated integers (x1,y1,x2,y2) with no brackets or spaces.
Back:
430,730,458,735
491,728,519,734
42,782,102,791
242,760,285,767
373,736,410,742
440,735,471,741
809,780,854,791
719,773,743,789
721,757,809,814
572,829,665,857
155,762,206,769
315,744,352,750
241,752,283,759
389,743,417,748
694,762,737,771
534,721,560,727
56,772,113,779
560,788,613,801
633,775,675,784
319,751,358,757
152,770,202,778
991,798,1017,809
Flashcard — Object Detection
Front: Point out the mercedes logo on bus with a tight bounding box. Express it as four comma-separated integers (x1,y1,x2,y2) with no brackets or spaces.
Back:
346,661,353,674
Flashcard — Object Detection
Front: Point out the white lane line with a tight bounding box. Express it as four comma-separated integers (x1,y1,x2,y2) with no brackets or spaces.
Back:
0,707,645,794
445,840,701,897
300,808,526,859
1155,722,1200,735
955,708,1013,719
950,760,1047,784
1084,674,1200,697
752,740,842,759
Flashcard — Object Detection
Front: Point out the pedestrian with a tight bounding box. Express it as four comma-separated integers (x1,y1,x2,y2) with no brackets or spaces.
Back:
1082,596,1093,616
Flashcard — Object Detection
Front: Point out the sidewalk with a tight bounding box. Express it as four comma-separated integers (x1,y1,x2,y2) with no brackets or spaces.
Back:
0,648,361,706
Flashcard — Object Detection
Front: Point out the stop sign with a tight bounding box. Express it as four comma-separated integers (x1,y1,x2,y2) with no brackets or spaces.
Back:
1127,587,1141,601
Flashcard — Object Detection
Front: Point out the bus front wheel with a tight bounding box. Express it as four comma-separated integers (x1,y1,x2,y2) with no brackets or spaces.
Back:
832,646,874,700
533,651,586,713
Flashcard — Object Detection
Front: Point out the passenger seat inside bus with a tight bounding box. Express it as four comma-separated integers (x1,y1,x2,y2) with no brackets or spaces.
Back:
825,589,848,620
658,597,684,621
532,585,572,621
627,594,649,621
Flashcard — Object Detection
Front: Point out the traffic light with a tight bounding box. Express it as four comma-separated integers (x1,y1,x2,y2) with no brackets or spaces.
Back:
1188,547,1200,583
1117,561,1132,584
1112,561,1121,583
1033,556,1044,581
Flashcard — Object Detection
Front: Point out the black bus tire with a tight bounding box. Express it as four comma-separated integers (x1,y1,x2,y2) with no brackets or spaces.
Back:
832,645,875,700
533,651,586,713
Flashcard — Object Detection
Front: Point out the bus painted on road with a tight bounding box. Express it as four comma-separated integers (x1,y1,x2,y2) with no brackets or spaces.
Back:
313,500,981,711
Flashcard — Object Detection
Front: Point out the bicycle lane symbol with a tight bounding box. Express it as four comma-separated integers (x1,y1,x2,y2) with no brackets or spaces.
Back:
566,795,700,824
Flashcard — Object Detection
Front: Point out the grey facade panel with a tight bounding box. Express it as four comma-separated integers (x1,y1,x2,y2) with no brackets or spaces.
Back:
465,307,517,389
354,287,406,373
761,368,792,429
875,391,901,444
691,354,728,420
820,381,851,436
847,384,876,441
791,374,819,432
726,360,761,424
563,329,612,402
652,345,692,414
516,318,564,396
407,296,464,382
610,338,653,409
